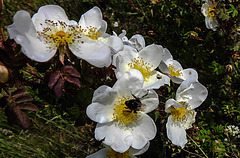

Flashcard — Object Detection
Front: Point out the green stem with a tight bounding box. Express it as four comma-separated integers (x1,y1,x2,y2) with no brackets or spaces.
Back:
187,133,209,158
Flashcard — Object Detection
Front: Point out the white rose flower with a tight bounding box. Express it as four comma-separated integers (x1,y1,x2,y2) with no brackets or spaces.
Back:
87,69,158,153
86,142,149,158
201,0,219,31
165,78,208,148
113,44,170,89
159,48,198,84
71,6,123,66
7,5,121,67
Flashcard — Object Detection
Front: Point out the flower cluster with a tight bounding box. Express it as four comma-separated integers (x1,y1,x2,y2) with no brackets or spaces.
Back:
225,125,240,138
86,23,208,156
8,4,208,157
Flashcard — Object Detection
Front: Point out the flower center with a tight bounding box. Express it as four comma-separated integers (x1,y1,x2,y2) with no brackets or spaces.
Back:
168,64,182,77
79,26,101,40
208,6,216,18
170,106,188,121
128,57,153,81
113,95,141,126
37,20,81,49
106,148,130,158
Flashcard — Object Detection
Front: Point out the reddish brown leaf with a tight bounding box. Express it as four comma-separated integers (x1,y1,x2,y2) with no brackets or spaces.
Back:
63,65,74,70
54,78,65,97
15,95,33,104
11,89,27,98
64,69,81,78
14,107,30,129
48,71,61,89
64,75,81,88
19,103,39,111
5,104,18,125
63,65,81,78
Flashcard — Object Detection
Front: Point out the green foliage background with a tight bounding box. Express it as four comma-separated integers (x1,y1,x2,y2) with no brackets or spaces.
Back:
0,0,239,157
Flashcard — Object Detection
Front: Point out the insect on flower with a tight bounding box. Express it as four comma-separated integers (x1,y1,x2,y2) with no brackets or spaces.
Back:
124,91,148,113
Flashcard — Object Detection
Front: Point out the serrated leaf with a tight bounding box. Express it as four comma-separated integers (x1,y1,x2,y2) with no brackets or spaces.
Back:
64,75,81,88
14,107,30,129
19,103,39,111
11,89,27,98
48,71,61,89
54,78,65,97
15,95,33,104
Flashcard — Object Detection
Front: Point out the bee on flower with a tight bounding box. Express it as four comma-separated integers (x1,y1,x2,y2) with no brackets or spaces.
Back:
201,0,219,31
86,69,158,153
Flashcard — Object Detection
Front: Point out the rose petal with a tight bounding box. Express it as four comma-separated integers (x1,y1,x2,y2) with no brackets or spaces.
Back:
7,10,56,62
69,40,111,68
131,113,157,149
95,122,133,153
86,148,109,158
176,78,208,109
79,6,103,30
143,71,170,89
139,44,163,69
113,69,144,96
166,116,188,148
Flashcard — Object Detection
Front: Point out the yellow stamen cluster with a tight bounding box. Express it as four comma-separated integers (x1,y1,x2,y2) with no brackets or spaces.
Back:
208,5,216,18
170,106,188,122
168,64,182,77
78,26,101,40
128,57,153,81
37,20,81,49
113,96,141,126
106,148,130,158
170,102,194,124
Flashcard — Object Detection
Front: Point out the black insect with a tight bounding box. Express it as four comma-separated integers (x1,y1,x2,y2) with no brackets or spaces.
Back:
124,91,148,113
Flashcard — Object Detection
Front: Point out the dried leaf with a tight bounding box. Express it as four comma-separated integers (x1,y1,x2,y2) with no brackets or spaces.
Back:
11,89,27,98
14,107,30,129
15,95,33,104
19,103,39,111
54,78,65,97
64,75,81,88
48,71,61,89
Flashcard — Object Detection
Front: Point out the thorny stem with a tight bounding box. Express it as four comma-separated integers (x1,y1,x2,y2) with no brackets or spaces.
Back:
187,133,209,158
